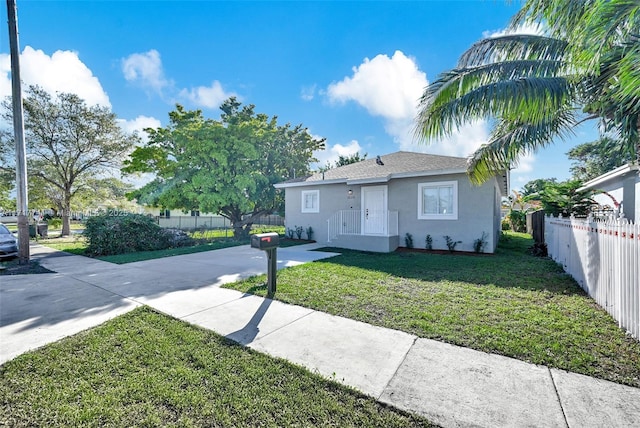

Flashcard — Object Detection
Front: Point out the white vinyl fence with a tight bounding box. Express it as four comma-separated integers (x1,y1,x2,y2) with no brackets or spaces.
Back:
545,215,640,340
156,215,284,230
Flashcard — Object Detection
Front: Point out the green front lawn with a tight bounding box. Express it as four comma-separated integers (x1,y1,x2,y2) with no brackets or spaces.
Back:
97,239,248,264
37,235,88,255
0,307,431,427
40,236,248,264
224,232,640,387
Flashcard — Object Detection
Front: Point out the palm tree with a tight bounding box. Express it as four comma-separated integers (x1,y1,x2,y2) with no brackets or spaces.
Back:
415,0,640,184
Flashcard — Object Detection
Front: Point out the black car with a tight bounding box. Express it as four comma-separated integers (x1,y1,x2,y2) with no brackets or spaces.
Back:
0,223,18,259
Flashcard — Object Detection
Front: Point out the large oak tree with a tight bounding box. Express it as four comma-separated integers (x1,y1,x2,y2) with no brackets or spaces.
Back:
124,98,325,238
1,86,138,235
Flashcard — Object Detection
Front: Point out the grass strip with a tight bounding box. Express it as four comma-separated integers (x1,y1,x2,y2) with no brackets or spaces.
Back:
0,307,431,427
38,224,308,264
38,236,88,255
96,240,248,264
224,232,640,387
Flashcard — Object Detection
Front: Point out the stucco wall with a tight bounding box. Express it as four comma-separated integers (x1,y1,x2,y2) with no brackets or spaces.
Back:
589,173,640,222
284,173,501,252
387,174,499,252
284,183,357,243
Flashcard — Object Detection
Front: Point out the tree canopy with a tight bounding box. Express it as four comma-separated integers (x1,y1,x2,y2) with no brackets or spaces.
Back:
415,0,640,183
520,177,557,197
318,152,367,172
123,98,325,237
567,137,635,182
518,177,597,218
0,86,138,234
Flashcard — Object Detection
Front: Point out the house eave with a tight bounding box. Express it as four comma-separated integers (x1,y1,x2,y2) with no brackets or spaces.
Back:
275,167,470,188
389,168,467,180
578,163,639,192
500,170,510,197
274,178,347,189
346,176,391,185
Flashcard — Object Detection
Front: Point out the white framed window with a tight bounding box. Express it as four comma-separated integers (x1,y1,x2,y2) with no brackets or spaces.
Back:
418,181,458,220
301,190,319,213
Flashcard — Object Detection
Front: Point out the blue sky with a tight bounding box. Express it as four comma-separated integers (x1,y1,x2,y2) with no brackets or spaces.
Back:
1,1,599,190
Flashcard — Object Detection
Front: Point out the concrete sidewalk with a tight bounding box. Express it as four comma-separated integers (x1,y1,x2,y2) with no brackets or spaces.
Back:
2,244,640,427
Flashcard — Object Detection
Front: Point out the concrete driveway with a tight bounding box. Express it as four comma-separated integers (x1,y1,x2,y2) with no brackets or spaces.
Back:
0,243,337,364
2,243,640,427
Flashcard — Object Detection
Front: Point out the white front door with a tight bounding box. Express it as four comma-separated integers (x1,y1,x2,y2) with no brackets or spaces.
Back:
362,185,387,235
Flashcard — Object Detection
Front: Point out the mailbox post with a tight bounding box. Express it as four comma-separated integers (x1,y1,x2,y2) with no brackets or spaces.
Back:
250,232,280,297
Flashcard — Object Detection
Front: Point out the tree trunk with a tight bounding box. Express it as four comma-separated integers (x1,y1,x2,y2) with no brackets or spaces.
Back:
226,209,272,239
61,194,71,236
232,224,250,239
231,216,251,239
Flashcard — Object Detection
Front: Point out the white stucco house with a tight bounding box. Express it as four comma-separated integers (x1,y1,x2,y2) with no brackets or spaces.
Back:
578,163,640,222
274,151,509,253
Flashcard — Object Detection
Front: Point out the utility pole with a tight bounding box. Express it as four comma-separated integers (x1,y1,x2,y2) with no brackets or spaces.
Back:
7,0,29,264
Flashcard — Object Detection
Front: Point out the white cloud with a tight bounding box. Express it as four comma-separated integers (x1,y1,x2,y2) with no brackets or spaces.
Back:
118,115,163,189
421,121,490,158
300,84,316,101
121,49,171,94
0,46,110,107
512,151,536,173
326,50,489,158
327,50,426,120
178,81,237,109
314,139,363,168
122,50,236,109
117,115,162,143
0,57,11,102
510,152,538,186
482,22,544,39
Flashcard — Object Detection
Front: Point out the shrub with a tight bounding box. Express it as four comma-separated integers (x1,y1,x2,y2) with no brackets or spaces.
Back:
404,233,414,248
425,234,433,250
443,235,462,252
295,225,304,239
305,226,314,241
529,242,548,257
84,213,172,256
501,219,510,231
47,217,62,229
286,228,295,239
164,228,195,247
473,231,488,253
507,210,527,232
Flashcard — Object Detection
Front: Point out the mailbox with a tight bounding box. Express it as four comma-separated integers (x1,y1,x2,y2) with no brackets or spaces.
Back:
251,232,280,250
250,232,279,297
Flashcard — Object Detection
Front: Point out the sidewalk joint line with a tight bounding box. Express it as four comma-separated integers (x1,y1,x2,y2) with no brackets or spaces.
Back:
376,335,418,400
548,368,570,428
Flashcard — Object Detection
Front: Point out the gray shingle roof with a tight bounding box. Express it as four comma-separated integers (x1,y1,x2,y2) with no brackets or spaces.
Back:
277,151,469,187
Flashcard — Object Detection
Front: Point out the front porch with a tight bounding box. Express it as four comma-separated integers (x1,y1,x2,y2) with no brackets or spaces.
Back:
326,210,400,252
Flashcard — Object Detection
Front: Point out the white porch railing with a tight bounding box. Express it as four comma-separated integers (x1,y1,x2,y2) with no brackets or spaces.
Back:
327,210,398,242
545,214,640,340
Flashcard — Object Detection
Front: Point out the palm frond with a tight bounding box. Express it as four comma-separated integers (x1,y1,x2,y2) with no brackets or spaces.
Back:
582,40,640,120
582,0,640,46
458,34,568,67
467,108,579,184
511,0,593,39
416,76,574,142
424,60,566,107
